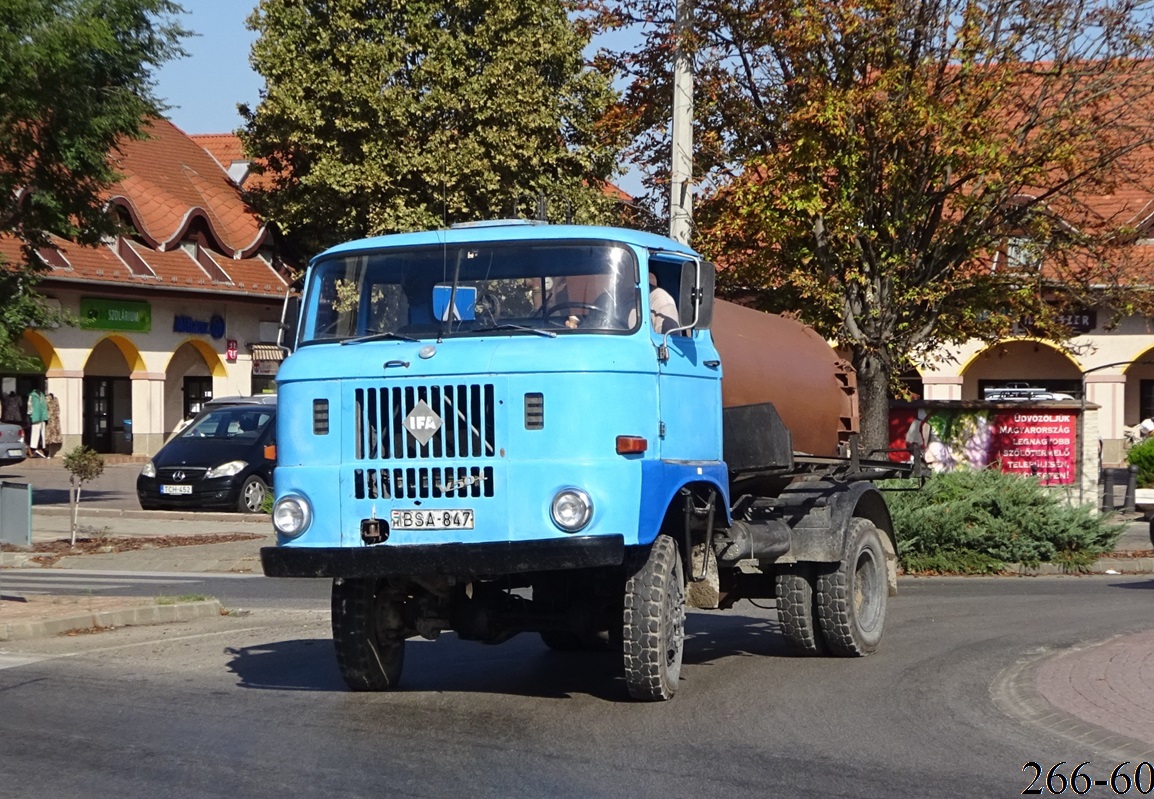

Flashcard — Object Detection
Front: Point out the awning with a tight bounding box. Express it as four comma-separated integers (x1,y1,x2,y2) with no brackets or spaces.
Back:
251,344,285,362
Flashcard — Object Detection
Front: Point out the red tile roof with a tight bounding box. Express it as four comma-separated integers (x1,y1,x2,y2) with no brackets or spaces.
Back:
107,118,267,256
1,118,291,300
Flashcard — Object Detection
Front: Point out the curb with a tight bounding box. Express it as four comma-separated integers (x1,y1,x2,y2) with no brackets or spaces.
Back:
0,599,223,642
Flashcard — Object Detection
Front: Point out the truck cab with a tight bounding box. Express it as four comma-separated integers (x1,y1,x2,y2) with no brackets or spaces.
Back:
263,221,898,701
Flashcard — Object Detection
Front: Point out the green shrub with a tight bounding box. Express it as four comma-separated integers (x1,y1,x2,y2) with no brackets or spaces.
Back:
1126,437,1154,488
882,469,1124,574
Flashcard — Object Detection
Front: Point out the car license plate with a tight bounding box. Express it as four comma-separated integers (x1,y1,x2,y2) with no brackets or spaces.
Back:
390,508,474,530
6,448,23,457
160,484,193,495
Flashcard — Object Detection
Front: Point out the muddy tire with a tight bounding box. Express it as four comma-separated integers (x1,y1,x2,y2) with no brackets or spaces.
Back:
816,518,888,656
623,534,686,701
775,563,827,655
331,577,405,691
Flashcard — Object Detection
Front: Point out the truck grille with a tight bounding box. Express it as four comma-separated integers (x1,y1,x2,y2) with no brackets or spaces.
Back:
351,383,499,501
353,384,497,460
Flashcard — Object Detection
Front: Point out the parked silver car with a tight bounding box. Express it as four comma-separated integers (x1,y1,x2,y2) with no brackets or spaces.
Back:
0,421,27,466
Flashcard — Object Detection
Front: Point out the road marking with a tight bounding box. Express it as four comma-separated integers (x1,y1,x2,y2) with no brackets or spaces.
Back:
0,654,49,670
0,570,227,596
2,569,258,579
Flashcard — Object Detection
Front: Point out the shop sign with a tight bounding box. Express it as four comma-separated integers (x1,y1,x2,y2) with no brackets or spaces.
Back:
252,360,280,376
226,339,238,361
890,407,1077,485
1020,306,1096,335
174,314,226,340
80,297,151,332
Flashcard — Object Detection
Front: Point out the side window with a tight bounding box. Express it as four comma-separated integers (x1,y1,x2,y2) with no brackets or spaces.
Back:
648,261,682,335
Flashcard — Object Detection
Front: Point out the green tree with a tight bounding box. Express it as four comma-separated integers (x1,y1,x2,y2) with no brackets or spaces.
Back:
600,0,1154,453
240,0,624,255
0,0,187,369
62,444,105,546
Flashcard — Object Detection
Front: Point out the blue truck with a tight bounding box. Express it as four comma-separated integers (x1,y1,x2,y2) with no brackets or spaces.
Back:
261,221,906,701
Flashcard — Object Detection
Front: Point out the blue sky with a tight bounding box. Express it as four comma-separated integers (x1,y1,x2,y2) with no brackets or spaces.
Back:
154,2,261,135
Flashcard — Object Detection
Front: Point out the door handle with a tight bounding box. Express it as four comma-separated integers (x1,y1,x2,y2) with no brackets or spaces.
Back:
704,360,720,368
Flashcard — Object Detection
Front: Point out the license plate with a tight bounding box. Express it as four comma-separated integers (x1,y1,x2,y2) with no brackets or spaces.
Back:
161,484,193,495
6,448,23,457
390,508,474,530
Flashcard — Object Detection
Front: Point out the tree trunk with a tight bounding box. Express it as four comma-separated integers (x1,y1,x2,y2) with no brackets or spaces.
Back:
70,477,79,547
854,350,892,459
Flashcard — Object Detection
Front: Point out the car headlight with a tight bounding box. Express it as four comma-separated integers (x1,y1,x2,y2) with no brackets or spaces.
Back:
206,460,247,479
551,488,593,532
272,494,312,538
141,460,156,478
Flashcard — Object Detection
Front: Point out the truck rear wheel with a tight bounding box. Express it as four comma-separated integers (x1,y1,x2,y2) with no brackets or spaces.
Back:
775,563,827,655
623,534,685,701
331,577,405,691
816,518,887,656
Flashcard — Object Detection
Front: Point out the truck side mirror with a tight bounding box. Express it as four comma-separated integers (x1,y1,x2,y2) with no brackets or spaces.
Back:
279,291,301,353
677,260,715,330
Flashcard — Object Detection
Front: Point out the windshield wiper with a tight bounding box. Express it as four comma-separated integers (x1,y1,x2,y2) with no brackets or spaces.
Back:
469,323,557,338
340,331,420,345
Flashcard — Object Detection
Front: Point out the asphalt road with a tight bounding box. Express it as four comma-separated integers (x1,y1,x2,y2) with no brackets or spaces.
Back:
1,574,1151,798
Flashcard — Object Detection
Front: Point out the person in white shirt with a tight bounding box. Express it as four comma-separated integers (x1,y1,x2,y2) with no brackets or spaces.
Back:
649,273,679,334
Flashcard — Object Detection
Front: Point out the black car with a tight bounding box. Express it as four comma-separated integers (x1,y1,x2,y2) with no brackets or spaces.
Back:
137,396,276,513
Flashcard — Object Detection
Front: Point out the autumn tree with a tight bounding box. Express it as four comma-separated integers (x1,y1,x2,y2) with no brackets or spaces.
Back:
600,0,1154,453
240,0,624,255
0,0,187,368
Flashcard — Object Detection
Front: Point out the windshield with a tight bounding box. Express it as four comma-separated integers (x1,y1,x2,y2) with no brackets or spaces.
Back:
181,406,274,442
299,241,640,344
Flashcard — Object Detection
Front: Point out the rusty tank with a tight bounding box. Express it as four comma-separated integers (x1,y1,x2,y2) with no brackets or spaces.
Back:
710,299,858,459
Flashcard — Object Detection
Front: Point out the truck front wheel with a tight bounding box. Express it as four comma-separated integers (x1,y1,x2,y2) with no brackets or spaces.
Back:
331,577,406,691
816,518,887,656
623,534,686,701
775,563,827,655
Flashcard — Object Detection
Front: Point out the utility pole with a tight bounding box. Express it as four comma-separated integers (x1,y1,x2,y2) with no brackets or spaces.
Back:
669,0,693,245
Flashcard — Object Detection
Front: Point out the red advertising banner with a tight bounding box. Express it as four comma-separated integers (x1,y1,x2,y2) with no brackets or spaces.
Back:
890,407,1077,485
990,411,1076,484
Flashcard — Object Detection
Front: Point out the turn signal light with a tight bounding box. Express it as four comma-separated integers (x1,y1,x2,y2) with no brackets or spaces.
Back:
616,436,648,454
264,444,277,461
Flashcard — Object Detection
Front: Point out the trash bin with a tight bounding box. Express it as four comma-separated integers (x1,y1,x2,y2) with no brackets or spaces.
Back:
123,419,132,442
1100,466,1137,512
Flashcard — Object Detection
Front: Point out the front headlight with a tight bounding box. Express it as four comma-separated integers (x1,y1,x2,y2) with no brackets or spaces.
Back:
140,460,156,478
551,488,593,532
273,495,312,538
206,460,247,479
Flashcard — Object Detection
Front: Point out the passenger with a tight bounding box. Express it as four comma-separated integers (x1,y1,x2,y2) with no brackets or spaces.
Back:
649,273,679,334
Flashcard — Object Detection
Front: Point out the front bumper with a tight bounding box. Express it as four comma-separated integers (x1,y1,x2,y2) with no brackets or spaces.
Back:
261,534,625,579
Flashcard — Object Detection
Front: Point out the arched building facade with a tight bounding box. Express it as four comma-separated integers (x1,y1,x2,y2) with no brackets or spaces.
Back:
0,118,293,457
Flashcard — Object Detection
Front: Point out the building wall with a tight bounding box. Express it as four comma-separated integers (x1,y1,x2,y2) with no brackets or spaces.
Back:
5,287,284,457
919,312,1154,465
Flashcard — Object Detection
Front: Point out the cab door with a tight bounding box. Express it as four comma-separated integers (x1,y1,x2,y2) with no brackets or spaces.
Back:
650,256,722,462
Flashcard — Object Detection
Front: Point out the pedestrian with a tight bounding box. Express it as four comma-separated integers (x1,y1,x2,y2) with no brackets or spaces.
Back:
1,390,21,424
27,387,48,457
45,392,61,457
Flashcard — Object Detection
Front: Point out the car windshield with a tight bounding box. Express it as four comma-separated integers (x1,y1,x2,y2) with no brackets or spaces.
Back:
298,240,640,344
180,407,273,442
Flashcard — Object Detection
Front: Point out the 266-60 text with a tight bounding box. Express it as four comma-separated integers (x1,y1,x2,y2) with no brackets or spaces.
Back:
1024,762,1154,795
